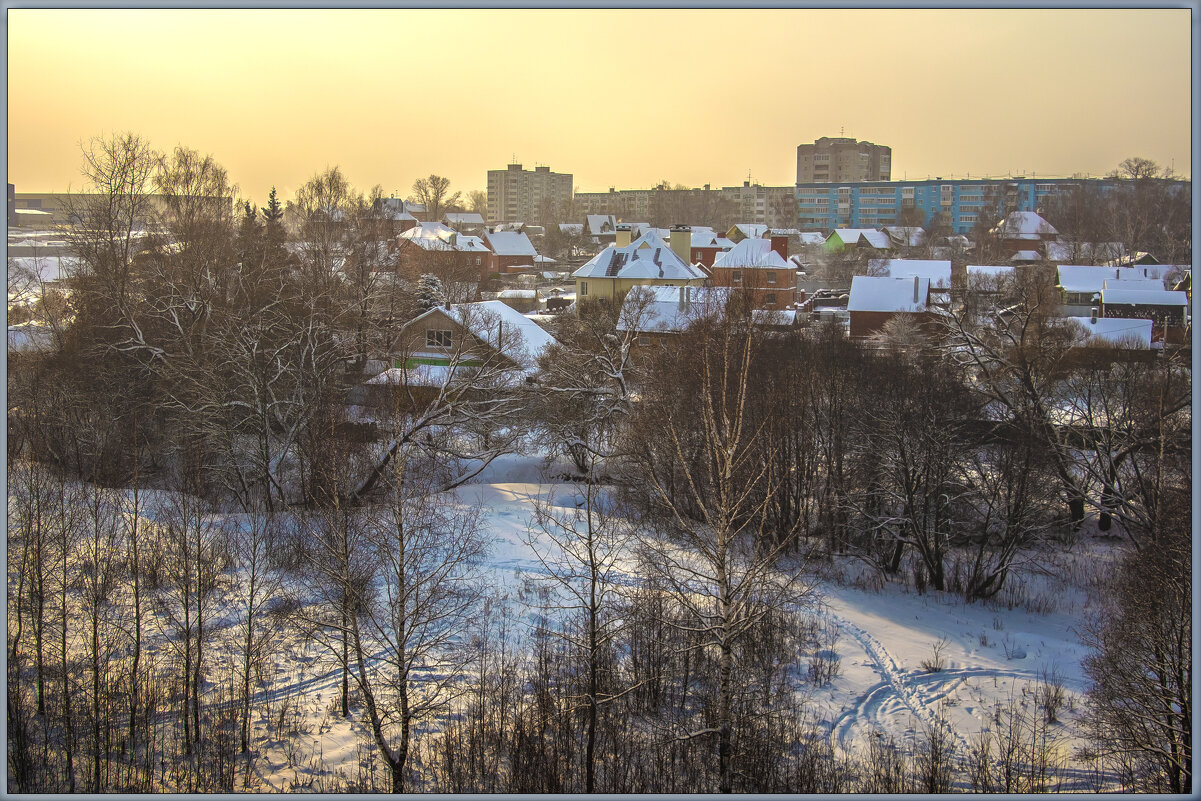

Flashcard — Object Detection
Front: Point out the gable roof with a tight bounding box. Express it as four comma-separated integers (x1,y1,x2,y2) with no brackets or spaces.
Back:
572,230,708,281
712,238,790,270
1063,317,1153,349
585,214,616,235
1057,265,1118,294
444,212,486,226
993,211,1057,239
559,223,584,235
1100,288,1189,307
406,300,557,371
832,228,891,250
484,230,539,257
883,226,926,247
616,285,733,334
399,222,490,252
868,258,952,289
728,223,769,241
848,275,929,313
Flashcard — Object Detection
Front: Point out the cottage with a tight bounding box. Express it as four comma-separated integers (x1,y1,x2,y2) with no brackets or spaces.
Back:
710,237,794,310
1099,287,1189,344
572,230,707,305
991,211,1058,258
847,275,931,338
824,228,892,254
867,258,952,304
616,285,733,350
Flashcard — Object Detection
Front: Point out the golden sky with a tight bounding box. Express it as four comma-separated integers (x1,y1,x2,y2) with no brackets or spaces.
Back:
7,9,1192,204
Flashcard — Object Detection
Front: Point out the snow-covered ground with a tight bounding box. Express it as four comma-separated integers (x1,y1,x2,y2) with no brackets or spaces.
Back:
216,451,1106,790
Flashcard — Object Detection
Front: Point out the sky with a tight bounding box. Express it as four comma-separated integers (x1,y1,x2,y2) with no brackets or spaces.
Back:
7,8,1193,205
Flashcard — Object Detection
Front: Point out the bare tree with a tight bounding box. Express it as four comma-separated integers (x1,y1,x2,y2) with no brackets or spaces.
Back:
410,174,461,221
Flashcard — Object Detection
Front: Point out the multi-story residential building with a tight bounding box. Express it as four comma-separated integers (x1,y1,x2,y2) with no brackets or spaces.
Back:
486,163,573,226
719,182,796,228
796,137,892,183
795,177,1129,235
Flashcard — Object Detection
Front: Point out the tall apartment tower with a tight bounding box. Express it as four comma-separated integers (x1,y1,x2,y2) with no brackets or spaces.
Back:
796,137,892,183
486,163,573,226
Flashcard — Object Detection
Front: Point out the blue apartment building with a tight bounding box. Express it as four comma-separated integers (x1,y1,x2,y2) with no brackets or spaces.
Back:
795,177,1118,234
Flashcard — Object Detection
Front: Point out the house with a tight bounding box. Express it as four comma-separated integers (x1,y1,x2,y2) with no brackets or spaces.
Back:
1099,287,1189,344
867,259,952,304
368,300,556,408
375,198,422,233
824,228,892,254
397,222,491,285
883,226,926,249
585,214,617,246
847,275,932,338
709,237,794,310
726,223,769,243
688,226,736,268
616,285,733,350
572,229,708,305
442,212,487,234
991,211,1058,258
496,288,540,313
1063,315,1153,350
482,230,540,274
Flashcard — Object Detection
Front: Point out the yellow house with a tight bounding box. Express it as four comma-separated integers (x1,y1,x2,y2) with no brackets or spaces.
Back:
573,229,707,305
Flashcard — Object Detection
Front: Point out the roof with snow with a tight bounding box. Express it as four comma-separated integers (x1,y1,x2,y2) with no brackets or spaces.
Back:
993,211,1058,240
497,289,538,299
883,226,926,247
848,275,929,313
832,229,891,250
797,232,827,246
1063,317,1153,349
572,230,708,281
616,285,733,334
728,223,769,240
1101,288,1189,307
1101,277,1165,292
585,214,616,235
1010,250,1043,262
868,258,951,289
484,230,539,257
444,212,485,226
7,324,54,353
406,300,557,371
8,254,82,284
559,223,584,235
1057,265,1117,294
712,238,790,270
966,265,1015,280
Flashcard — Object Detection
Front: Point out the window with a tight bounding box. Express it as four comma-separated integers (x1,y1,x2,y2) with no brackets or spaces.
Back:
766,271,777,285
637,336,650,347
580,281,588,296
475,256,482,265
765,293,777,306
426,329,452,348
732,270,742,284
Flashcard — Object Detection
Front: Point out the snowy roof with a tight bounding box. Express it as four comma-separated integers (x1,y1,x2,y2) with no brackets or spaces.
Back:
797,232,827,246
832,229,891,249
966,265,1015,279
1057,265,1117,294
993,211,1058,239
883,226,926,247
1130,265,1188,282
8,254,83,283
769,228,801,236
572,230,708,281
848,275,929,313
616,285,733,334
585,214,616,235
691,229,720,248
868,258,951,289
729,223,768,240
1010,250,1042,262
559,223,584,235
1101,277,1165,292
407,300,557,371
751,309,798,327
366,364,461,387
497,289,538,299
444,212,485,226
1063,317,1153,349
484,230,539,257
533,254,557,263
455,235,490,252
712,238,790,270
1101,288,1189,307
399,221,458,246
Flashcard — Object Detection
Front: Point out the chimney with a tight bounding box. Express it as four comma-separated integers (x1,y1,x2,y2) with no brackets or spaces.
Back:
913,276,920,305
669,223,692,265
444,300,451,310
1090,307,1098,324
769,234,789,260
616,222,632,248
679,285,687,310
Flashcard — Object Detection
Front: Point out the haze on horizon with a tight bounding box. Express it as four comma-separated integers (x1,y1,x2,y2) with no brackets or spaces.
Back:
7,8,1193,205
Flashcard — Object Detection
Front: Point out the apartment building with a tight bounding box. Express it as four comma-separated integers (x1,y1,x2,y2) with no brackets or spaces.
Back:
796,137,892,184
486,163,573,226
795,177,1128,235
